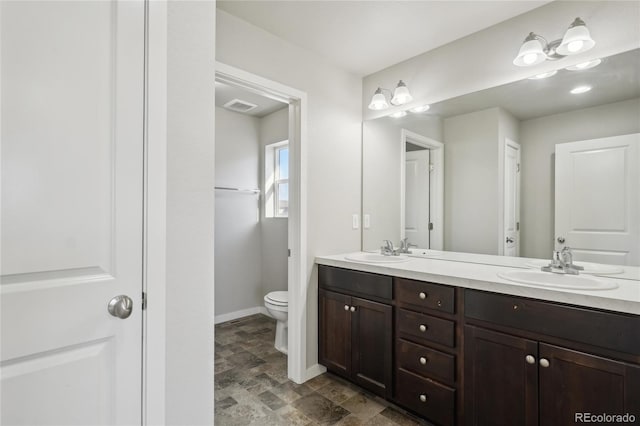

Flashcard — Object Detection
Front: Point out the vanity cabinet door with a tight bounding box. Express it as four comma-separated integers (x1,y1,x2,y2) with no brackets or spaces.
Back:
464,325,538,426
351,297,392,398
538,343,640,426
319,289,352,378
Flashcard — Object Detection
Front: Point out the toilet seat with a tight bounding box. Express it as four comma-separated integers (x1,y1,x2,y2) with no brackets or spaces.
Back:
265,291,288,306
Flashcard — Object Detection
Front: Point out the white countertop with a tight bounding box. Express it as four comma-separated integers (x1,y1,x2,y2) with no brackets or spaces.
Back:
315,252,640,315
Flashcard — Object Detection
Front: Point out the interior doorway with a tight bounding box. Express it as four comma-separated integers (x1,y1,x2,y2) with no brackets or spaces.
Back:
215,63,308,383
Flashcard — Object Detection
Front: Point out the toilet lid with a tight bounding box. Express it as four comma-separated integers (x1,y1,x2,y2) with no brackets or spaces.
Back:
265,291,288,305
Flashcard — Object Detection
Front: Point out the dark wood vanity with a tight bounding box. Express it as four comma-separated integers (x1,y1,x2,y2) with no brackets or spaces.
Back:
318,265,640,426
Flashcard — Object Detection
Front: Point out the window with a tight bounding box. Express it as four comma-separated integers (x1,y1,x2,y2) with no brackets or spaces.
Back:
265,141,289,218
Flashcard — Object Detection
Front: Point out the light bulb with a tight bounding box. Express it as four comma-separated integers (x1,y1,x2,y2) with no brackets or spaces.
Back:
523,53,538,65
567,40,584,53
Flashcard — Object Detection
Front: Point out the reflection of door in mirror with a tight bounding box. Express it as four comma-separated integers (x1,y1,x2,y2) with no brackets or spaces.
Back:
555,133,640,266
405,145,430,248
503,139,521,257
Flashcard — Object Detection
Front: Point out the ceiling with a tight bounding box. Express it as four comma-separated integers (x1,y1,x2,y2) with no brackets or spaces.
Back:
217,1,551,77
215,81,287,117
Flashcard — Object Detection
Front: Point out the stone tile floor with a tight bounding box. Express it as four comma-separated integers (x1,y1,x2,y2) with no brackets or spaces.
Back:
215,314,431,425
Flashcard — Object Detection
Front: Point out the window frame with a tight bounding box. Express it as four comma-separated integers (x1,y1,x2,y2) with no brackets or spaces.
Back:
265,140,289,218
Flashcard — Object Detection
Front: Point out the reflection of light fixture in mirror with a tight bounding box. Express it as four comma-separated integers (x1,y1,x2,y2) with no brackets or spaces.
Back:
566,58,602,71
570,85,592,94
409,105,430,113
368,80,413,110
389,110,407,118
513,17,595,67
528,70,558,80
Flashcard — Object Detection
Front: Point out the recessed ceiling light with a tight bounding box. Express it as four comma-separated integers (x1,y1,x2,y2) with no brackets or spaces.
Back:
566,58,602,71
570,85,592,94
390,111,407,118
409,105,430,113
528,70,558,80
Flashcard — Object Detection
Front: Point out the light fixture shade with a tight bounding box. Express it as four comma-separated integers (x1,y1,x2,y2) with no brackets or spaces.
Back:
556,18,595,55
368,88,389,110
513,33,546,66
390,80,412,105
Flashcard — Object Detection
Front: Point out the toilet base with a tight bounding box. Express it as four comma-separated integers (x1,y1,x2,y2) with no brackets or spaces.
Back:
274,320,288,355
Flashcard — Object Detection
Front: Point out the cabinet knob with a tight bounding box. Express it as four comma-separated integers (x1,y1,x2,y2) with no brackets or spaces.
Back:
525,355,536,364
419,324,427,332
350,306,356,312
419,356,428,365
419,394,428,403
539,358,550,368
437,300,442,307
419,292,427,300
344,305,349,311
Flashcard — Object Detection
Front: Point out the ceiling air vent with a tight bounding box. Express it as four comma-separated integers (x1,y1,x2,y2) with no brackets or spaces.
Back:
223,99,258,113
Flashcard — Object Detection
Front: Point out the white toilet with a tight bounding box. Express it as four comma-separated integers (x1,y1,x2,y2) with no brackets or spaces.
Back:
264,291,288,354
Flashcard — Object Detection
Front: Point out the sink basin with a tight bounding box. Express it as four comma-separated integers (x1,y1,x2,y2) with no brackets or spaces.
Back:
525,259,624,275
344,253,410,263
497,270,618,291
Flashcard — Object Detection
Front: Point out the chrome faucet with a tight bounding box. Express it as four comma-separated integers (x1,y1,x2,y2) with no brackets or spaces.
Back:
541,247,584,275
380,240,397,256
397,238,417,254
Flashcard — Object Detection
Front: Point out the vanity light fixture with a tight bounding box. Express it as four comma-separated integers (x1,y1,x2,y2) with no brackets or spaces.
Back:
513,17,595,67
528,70,558,80
389,110,407,118
409,105,430,113
570,85,592,94
566,58,602,71
368,80,413,110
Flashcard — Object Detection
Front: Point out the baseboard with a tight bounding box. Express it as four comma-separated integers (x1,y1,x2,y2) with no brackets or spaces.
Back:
304,363,327,382
214,306,269,324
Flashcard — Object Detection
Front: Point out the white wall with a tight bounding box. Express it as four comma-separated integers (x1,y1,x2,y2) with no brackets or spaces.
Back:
520,97,640,259
362,115,442,250
166,2,215,425
217,9,362,370
363,1,640,120
443,108,500,254
259,107,289,294
214,107,263,316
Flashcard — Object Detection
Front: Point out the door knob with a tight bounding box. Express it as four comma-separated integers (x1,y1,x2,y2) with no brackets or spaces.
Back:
108,295,133,319
557,236,565,244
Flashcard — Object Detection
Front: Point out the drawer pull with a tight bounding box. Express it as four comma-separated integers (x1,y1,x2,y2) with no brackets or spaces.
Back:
419,394,428,403
513,304,519,310
419,324,428,332
419,292,427,300
350,306,357,313
539,358,550,368
525,355,536,364
344,305,349,311
419,356,428,365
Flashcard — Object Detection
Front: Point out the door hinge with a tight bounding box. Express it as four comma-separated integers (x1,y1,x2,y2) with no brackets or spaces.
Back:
428,222,434,231
288,249,291,257
517,222,520,231
142,292,147,311
429,163,434,172
517,163,521,172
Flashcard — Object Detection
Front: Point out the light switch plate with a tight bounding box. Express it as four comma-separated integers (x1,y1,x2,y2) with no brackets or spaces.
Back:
352,214,359,230
364,214,370,229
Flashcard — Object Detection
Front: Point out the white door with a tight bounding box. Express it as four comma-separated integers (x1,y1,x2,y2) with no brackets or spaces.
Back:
1,2,145,425
405,149,430,248
503,139,521,257
555,134,640,266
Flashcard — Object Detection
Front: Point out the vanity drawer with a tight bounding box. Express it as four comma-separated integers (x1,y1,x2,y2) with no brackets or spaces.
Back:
318,265,392,302
395,278,455,314
397,309,455,348
395,368,455,426
397,339,455,383
465,289,640,355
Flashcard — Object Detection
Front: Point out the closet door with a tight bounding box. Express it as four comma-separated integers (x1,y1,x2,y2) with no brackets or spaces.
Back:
1,1,145,424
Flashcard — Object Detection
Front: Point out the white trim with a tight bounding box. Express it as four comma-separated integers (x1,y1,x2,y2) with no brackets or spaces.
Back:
400,129,444,250
215,62,308,385
305,364,327,381
499,137,521,256
215,307,269,325
143,1,167,425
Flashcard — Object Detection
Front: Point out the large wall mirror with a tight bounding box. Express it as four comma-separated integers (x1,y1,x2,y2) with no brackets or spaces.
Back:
362,48,640,267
